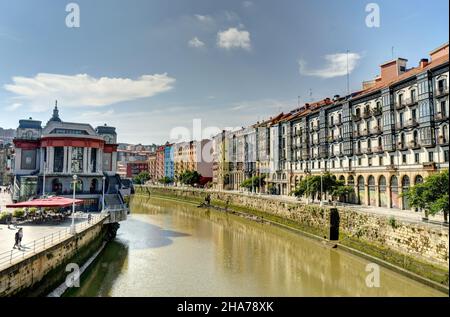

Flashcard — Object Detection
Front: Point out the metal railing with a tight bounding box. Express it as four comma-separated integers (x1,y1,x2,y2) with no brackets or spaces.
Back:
0,214,106,270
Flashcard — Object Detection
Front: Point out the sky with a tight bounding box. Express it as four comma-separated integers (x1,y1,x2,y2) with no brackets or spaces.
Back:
0,0,448,144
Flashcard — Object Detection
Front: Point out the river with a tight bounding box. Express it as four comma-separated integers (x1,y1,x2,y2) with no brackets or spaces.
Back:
64,196,445,297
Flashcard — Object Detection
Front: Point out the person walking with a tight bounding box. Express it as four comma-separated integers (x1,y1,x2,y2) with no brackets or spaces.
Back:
18,228,23,248
13,229,20,249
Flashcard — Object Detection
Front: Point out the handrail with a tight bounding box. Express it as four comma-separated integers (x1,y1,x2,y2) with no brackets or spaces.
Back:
0,214,106,270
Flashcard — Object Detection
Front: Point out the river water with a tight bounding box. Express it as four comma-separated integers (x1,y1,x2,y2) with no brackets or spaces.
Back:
64,196,444,297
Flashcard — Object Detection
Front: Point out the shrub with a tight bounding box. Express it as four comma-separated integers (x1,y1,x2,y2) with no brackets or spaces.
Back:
0,211,9,222
388,216,398,229
13,209,25,218
28,207,38,215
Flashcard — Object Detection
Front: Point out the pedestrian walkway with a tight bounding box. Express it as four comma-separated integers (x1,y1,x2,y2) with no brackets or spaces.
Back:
153,185,448,229
0,213,105,270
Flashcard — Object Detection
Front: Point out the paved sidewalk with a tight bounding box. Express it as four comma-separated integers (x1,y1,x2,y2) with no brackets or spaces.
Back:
153,185,448,229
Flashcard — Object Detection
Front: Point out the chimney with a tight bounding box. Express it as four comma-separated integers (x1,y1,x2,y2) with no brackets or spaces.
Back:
429,43,449,61
379,58,408,82
419,58,429,69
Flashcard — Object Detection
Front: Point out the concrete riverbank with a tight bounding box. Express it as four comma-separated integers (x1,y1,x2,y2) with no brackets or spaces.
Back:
0,215,110,297
135,185,449,291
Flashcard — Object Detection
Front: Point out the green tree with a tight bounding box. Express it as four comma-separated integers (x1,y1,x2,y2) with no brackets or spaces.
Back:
178,170,201,186
403,169,449,222
292,172,354,202
240,175,266,191
158,176,173,185
133,171,150,185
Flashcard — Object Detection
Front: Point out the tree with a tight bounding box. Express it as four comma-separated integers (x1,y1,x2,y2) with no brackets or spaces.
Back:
178,170,201,186
133,171,150,185
159,176,173,185
240,175,266,191
403,169,449,222
292,172,354,202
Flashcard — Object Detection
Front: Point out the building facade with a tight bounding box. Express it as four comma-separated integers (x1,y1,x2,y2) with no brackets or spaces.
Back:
12,106,120,210
173,139,213,180
211,42,449,212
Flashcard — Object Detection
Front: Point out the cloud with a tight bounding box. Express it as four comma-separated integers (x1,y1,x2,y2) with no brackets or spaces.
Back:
5,103,22,111
242,1,253,8
194,14,214,24
4,73,176,112
188,37,205,48
217,27,251,51
298,53,361,78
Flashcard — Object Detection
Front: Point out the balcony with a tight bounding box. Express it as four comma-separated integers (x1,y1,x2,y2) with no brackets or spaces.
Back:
423,162,437,170
335,120,343,126
352,114,362,122
362,110,371,119
404,98,418,107
435,86,449,98
370,126,382,135
397,142,408,151
435,112,449,122
395,101,405,110
405,118,419,128
387,164,398,171
372,108,382,117
374,146,384,154
438,135,449,145
408,141,421,150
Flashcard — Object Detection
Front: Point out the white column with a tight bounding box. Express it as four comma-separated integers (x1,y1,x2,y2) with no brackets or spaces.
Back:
87,148,92,173
98,149,103,172
48,147,54,173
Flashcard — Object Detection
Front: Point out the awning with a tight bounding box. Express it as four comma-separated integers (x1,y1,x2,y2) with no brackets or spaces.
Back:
6,197,84,208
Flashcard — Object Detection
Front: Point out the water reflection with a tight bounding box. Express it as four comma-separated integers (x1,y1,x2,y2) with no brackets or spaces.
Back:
65,196,445,297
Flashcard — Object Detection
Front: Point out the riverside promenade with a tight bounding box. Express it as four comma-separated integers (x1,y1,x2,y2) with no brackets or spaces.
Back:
0,190,107,271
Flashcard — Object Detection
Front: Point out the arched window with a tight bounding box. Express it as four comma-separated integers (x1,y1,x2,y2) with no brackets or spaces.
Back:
367,139,372,149
442,125,448,143
368,176,375,186
402,176,410,187
400,133,405,146
414,175,423,184
390,175,398,187
90,179,98,193
348,175,355,185
52,178,62,194
378,137,382,147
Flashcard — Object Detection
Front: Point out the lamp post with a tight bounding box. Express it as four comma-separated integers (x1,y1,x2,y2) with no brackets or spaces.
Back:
70,174,78,234
102,176,106,212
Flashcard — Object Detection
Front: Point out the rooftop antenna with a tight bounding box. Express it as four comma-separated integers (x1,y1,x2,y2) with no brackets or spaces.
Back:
309,88,313,102
346,50,350,95
391,46,394,59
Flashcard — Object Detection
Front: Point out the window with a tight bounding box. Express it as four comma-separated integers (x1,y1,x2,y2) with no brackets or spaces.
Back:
53,147,64,173
415,153,420,163
412,109,417,120
71,147,84,173
390,155,394,165
379,156,383,165
358,158,362,166
411,90,416,102
340,160,343,168
318,161,321,169
441,101,447,116
332,160,335,168
428,151,434,162
21,149,36,170
399,112,404,127
91,148,97,173
368,157,372,166
402,154,407,164
398,94,403,105
445,150,449,162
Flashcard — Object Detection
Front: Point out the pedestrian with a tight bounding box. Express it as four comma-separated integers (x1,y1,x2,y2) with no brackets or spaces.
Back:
18,228,23,248
88,213,92,224
13,229,20,249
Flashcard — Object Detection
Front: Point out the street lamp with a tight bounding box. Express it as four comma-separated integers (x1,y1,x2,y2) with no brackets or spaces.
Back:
102,176,106,212
70,174,78,234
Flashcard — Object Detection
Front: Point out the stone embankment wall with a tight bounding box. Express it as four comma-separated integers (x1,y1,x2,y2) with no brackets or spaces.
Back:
0,220,107,297
136,186,449,286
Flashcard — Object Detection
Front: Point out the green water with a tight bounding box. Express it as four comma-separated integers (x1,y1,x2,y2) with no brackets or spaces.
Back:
64,196,445,297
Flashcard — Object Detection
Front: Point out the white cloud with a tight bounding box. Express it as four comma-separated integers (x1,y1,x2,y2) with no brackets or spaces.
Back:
5,103,22,111
195,14,214,24
217,27,251,51
298,53,361,78
188,37,205,48
242,1,253,8
4,73,176,112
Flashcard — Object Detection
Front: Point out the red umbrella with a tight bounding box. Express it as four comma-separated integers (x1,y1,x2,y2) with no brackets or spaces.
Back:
6,196,84,208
